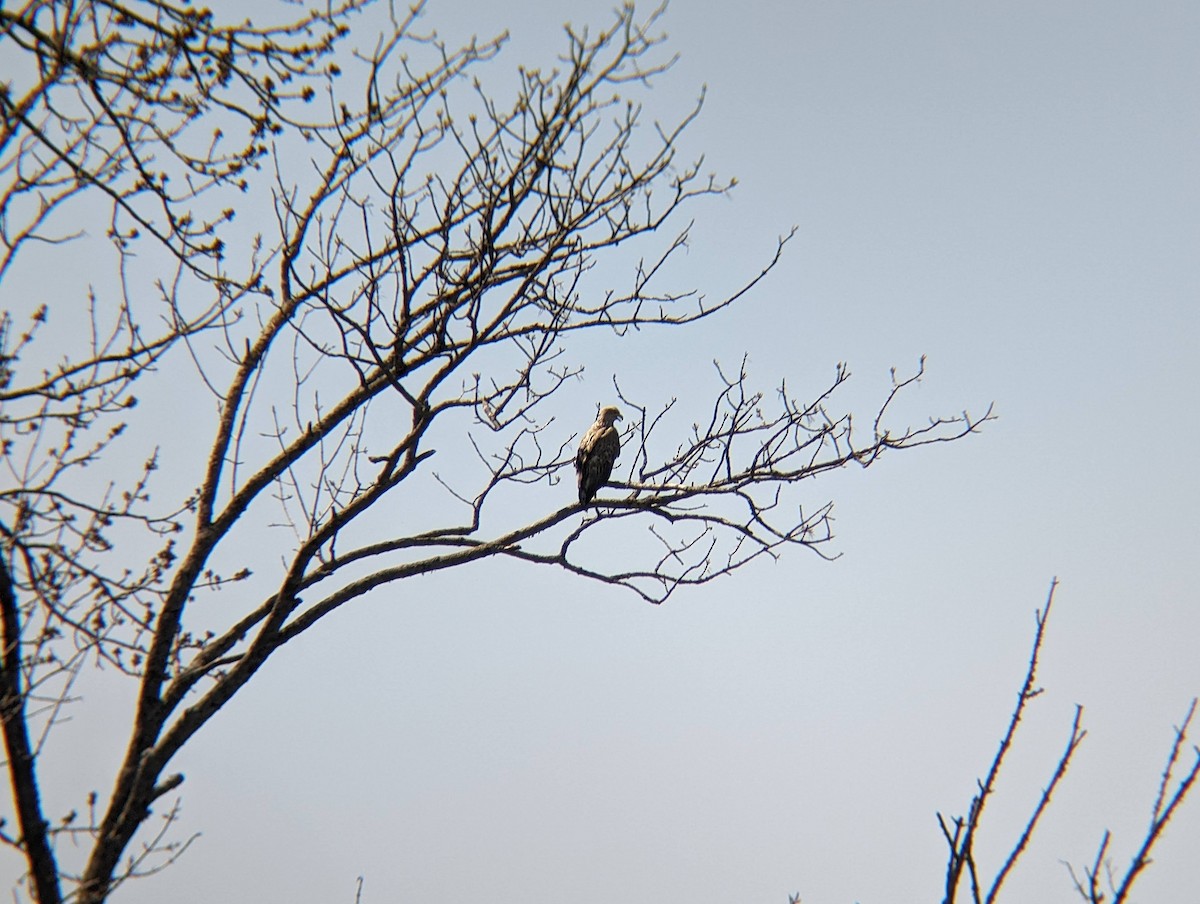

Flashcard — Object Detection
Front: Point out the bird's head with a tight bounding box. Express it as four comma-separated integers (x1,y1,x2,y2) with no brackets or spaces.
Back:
598,406,622,427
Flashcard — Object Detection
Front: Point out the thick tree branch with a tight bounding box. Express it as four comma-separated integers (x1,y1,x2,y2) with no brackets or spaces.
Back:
0,543,62,904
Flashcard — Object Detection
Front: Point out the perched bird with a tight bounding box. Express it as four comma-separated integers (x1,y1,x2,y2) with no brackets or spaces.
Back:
575,405,622,504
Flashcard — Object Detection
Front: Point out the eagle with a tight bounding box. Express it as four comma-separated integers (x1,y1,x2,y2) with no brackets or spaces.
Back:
575,405,622,504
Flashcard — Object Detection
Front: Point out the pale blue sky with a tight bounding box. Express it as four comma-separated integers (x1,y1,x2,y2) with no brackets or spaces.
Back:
8,1,1199,902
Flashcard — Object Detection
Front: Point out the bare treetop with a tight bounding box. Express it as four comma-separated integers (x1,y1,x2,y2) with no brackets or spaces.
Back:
0,3,992,902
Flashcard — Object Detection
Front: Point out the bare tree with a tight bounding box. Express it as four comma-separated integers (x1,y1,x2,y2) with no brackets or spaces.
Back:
1065,699,1200,904
0,2,993,901
936,581,1200,904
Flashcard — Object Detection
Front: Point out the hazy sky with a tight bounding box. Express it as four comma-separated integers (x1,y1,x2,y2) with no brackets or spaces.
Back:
8,1,1199,902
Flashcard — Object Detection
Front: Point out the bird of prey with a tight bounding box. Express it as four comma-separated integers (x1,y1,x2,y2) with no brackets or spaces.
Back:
575,405,622,504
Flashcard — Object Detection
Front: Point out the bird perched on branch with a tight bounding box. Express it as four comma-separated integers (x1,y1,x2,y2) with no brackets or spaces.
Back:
575,405,622,504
